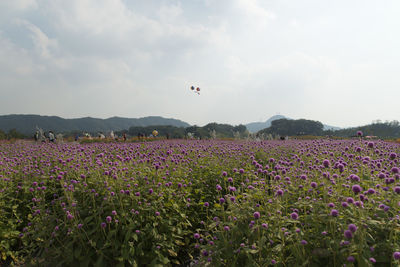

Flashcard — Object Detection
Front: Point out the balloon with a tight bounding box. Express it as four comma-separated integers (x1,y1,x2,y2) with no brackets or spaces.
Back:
190,85,200,95
152,130,158,137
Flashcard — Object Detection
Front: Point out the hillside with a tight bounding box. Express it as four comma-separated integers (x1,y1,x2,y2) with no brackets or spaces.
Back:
0,114,190,135
246,115,341,133
246,115,287,133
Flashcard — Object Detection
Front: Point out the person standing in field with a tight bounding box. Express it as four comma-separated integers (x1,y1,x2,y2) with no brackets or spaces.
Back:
48,131,55,142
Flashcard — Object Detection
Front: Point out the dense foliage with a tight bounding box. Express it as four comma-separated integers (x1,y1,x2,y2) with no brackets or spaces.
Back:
0,115,189,136
125,123,247,140
0,139,400,266
258,119,324,137
326,121,400,139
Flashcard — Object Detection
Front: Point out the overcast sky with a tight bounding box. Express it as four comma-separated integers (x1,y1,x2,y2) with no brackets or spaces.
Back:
1,0,399,127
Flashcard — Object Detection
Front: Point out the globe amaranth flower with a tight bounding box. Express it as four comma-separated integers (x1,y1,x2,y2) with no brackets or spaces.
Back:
347,256,355,262
330,209,339,217
194,233,200,239
348,224,357,233
394,251,400,260
344,230,353,239
394,186,400,194
323,159,330,168
352,184,362,194
290,212,299,220
253,211,261,219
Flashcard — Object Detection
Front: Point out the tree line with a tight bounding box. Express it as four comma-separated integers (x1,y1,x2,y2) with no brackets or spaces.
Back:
2,119,400,140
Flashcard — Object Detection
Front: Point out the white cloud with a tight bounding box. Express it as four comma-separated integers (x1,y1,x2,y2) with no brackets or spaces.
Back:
14,19,58,58
0,0,37,11
1,0,400,127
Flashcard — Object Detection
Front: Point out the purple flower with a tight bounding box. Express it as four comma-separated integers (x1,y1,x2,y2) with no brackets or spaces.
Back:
394,186,400,194
347,256,355,262
348,224,357,233
369,257,376,263
367,188,375,194
106,216,112,223
148,188,153,194
262,223,268,229
224,226,230,231
300,240,307,245
194,233,200,239
111,210,117,216
253,211,260,219
204,202,209,207
290,212,298,220
357,131,363,136
352,184,362,194
394,251,400,260
101,222,106,228
310,182,317,188
323,159,330,168
344,230,353,239
330,209,339,217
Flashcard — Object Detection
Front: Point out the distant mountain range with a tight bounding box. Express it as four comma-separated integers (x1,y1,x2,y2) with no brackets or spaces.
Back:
0,114,342,136
245,115,341,133
0,115,190,135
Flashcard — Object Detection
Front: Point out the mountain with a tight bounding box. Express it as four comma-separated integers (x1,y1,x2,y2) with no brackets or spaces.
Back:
0,114,190,135
323,124,341,131
246,115,341,133
246,115,287,133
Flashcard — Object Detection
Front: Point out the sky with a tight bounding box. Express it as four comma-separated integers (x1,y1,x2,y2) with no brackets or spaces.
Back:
1,0,400,128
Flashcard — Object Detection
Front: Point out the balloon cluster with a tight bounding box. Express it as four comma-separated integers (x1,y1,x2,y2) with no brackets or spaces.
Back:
190,85,200,95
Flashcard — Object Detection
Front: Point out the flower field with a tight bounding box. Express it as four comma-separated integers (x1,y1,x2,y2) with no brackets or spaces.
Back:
1,139,400,266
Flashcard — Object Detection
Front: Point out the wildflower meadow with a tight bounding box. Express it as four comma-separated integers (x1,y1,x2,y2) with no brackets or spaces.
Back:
0,139,400,266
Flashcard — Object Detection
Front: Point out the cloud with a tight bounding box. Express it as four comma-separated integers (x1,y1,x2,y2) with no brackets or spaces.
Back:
1,0,400,127
14,19,58,58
